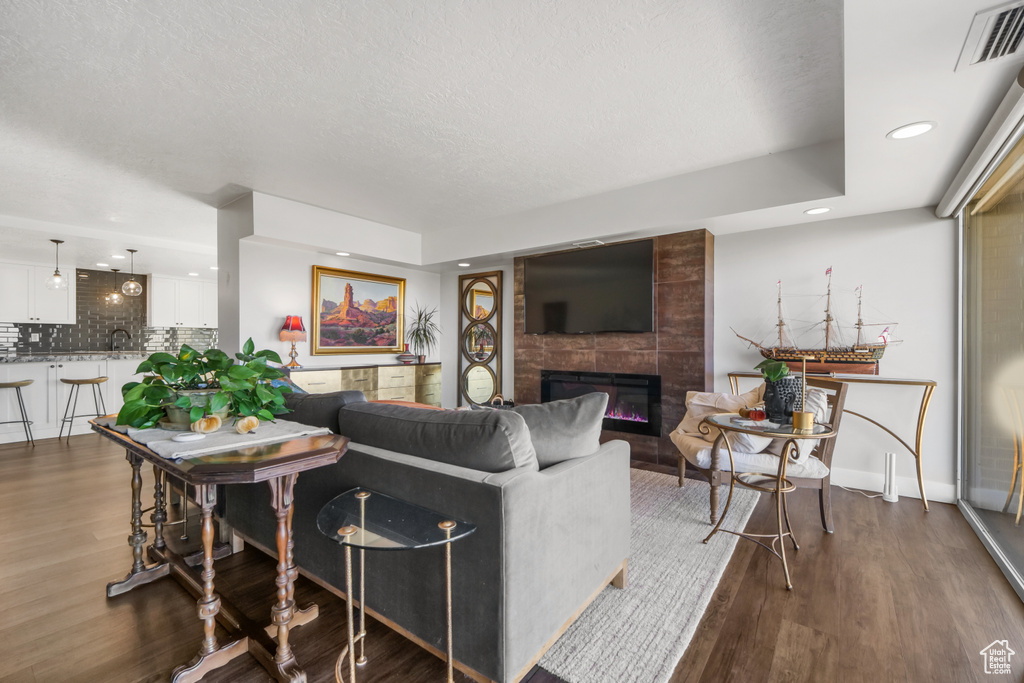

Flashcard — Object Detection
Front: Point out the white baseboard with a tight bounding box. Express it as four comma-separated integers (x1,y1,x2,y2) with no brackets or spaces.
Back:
830,467,956,505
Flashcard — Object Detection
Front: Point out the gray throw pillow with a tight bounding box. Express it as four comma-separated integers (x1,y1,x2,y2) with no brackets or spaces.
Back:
281,390,367,434
510,393,608,468
337,402,538,473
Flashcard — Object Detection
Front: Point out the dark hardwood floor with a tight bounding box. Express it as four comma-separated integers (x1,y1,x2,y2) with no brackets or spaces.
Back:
1,434,1022,682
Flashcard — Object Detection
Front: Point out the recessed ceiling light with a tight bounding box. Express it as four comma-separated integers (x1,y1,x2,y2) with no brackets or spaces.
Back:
96,262,109,267
111,254,125,259
336,252,350,257
886,121,936,139
210,266,218,270
458,262,471,267
804,207,830,215
188,272,199,277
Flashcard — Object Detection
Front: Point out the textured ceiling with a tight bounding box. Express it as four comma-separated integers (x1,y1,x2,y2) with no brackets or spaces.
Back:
0,0,843,245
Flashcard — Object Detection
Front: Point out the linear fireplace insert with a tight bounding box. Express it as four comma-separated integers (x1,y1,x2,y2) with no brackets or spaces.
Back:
541,370,662,437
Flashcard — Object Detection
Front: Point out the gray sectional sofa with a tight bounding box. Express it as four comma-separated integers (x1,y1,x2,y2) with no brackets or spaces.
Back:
222,391,631,683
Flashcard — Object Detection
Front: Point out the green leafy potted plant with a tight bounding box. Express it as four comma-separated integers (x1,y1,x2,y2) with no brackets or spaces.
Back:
755,359,799,423
407,304,441,363
116,338,291,430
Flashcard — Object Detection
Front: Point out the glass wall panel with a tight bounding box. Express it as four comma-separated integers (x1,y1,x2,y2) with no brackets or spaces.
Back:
964,137,1024,581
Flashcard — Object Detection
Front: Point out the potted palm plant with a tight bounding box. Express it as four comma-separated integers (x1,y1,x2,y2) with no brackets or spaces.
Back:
407,304,441,363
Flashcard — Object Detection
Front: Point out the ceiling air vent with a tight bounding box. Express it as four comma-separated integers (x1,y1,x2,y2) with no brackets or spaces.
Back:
957,1,1024,71
572,240,605,248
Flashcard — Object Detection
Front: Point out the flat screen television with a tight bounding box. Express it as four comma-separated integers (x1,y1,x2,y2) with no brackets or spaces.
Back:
524,239,654,334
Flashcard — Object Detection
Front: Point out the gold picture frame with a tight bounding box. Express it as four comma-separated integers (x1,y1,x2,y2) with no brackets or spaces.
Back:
311,266,405,355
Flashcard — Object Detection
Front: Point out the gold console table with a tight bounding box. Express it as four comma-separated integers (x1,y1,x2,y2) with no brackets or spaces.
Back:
728,372,937,512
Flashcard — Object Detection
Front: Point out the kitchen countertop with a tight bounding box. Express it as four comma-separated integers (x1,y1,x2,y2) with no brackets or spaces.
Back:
0,352,150,363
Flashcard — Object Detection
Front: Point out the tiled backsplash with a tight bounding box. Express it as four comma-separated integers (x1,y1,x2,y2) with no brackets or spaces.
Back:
0,323,16,358
14,269,148,353
143,327,219,353
0,268,219,356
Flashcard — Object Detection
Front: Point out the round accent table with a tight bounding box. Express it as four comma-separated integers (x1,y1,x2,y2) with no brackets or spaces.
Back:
700,413,836,590
317,487,477,682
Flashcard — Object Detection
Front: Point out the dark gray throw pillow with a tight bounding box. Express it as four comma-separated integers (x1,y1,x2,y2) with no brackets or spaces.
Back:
281,390,367,434
337,402,538,473
510,393,608,468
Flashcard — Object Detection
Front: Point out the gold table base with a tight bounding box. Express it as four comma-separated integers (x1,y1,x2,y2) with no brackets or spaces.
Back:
334,493,458,683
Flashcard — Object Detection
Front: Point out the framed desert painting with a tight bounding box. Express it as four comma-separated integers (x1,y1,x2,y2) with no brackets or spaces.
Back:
311,266,405,355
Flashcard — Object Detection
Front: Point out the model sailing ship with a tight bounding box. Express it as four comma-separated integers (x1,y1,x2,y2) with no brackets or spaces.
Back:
734,267,900,366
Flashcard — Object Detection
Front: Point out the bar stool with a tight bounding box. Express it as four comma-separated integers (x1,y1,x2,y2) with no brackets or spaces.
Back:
0,379,34,445
59,376,108,440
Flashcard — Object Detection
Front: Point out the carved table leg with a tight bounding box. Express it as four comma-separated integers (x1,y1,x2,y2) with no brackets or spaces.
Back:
264,479,318,641
709,434,724,525
106,452,169,597
152,467,167,551
263,473,307,682
172,484,248,682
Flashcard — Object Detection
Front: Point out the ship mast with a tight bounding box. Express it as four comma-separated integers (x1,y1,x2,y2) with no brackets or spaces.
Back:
824,268,834,351
855,285,864,347
777,280,786,348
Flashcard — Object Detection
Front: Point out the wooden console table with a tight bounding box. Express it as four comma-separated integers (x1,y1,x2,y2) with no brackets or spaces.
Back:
90,418,349,682
728,372,937,511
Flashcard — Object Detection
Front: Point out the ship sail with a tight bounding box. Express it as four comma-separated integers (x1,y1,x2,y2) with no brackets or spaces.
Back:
733,269,899,366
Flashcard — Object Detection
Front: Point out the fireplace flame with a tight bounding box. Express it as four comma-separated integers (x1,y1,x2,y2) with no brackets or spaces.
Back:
606,406,648,423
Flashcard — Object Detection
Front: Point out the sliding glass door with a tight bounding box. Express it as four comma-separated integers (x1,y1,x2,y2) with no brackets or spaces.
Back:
963,137,1024,595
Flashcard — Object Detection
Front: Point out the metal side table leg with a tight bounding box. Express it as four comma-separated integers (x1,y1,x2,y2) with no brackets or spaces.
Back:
440,520,457,683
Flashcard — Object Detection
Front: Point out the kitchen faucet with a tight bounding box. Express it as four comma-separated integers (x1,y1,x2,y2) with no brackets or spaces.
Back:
110,328,131,351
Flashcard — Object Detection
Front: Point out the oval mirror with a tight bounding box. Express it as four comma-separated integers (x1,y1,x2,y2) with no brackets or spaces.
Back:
465,281,496,320
463,365,496,404
463,322,496,362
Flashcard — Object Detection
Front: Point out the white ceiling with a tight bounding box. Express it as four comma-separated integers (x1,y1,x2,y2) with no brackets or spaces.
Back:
0,0,1018,268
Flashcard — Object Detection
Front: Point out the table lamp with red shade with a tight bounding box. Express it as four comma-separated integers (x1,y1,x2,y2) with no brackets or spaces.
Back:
279,315,307,368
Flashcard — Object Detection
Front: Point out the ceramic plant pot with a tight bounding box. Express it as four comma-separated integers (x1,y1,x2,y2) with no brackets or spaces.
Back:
163,388,231,428
763,375,801,423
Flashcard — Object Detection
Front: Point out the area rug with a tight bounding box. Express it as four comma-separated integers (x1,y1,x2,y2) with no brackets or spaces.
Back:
539,469,760,683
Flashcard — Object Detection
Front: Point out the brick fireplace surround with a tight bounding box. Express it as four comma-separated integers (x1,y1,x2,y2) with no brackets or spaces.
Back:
513,229,714,466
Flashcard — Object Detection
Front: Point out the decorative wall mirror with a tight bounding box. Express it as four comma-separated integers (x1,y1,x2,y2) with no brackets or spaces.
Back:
458,271,502,406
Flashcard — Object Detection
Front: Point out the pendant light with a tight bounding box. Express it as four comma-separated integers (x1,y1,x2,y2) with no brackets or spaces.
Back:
106,269,123,305
121,249,142,296
45,239,68,290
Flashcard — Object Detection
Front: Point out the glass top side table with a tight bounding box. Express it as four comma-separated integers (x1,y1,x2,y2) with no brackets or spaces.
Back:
700,413,836,591
317,487,477,682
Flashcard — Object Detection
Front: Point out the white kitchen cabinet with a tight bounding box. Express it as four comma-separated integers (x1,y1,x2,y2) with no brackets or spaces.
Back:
178,279,202,328
105,358,145,414
0,362,50,440
32,266,76,323
0,262,76,324
148,276,178,327
201,280,218,328
0,359,110,443
149,275,215,328
0,264,30,323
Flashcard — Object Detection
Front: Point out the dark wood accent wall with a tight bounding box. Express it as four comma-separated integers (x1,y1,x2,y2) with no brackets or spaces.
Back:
513,229,714,466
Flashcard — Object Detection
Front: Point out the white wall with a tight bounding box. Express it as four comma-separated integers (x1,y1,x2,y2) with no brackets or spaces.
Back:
237,240,442,371
440,263,515,408
251,192,423,266
216,193,254,354
715,207,959,503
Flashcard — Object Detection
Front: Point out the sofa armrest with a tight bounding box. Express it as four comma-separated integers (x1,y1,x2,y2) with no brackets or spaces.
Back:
497,439,631,681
